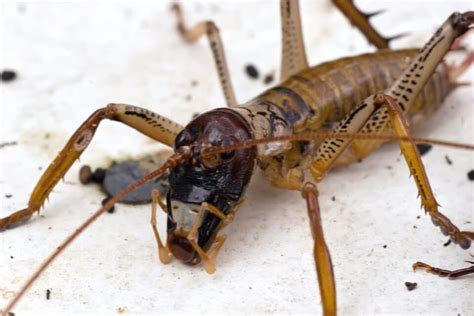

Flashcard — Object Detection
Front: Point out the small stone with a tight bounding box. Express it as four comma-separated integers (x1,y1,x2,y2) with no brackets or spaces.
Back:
263,73,274,84
416,143,432,156
79,165,93,184
1,70,17,82
467,169,474,181
404,282,417,291
245,64,259,79
91,168,106,183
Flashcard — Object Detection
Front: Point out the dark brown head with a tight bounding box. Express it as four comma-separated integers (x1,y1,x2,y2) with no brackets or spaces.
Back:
166,108,256,264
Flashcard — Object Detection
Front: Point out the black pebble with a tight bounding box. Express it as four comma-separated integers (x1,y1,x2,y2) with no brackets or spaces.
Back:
416,143,432,156
264,73,274,84
1,70,17,82
245,64,259,79
444,155,452,165
91,168,107,183
102,160,169,204
404,282,417,291
468,169,474,181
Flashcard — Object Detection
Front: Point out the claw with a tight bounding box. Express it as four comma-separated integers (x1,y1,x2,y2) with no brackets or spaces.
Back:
385,32,410,44
364,9,385,19
0,208,35,231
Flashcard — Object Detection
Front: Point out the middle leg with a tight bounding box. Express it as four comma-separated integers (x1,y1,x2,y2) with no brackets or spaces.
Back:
171,3,237,107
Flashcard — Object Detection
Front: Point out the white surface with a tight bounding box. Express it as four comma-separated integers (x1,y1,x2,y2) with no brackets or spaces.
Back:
1,1,473,315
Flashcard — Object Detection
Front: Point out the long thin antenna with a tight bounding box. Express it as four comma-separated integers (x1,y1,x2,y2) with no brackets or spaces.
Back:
201,131,474,154
1,147,192,316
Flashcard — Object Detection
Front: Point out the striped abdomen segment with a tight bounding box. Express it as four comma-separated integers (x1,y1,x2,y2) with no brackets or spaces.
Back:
258,49,451,132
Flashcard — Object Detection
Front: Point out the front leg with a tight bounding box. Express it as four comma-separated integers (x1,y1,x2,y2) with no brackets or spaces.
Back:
0,104,182,230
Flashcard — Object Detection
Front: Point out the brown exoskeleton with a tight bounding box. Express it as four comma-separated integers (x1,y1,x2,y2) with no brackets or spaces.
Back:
1,1,473,315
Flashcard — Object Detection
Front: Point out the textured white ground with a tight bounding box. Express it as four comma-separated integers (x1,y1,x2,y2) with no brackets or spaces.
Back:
1,1,473,315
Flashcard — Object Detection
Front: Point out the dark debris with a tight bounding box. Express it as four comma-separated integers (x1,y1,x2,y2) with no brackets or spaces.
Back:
444,155,452,165
0,141,18,149
467,169,474,181
404,282,417,291
245,64,259,79
1,70,17,82
79,165,93,184
416,143,432,156
263,73,274,85
91,168,106,183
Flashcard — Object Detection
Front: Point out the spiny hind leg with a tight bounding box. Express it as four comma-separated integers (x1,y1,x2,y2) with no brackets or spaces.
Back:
413,261,474,279
302,183,337,316
279,0,309,81
0,104,182,231
310,93,473,249
332,0,406,49
312,12,474,248
171,3,237,107
379,95,473,249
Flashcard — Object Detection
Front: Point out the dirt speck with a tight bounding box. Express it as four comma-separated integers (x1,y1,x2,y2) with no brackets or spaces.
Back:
46,288,51,300
0,141,18,149
467,169,474,181
1,70,17,82
416,143,432,156
263,73,274,85
79,165,93,184
443,239,451,247
444,155,452,165
404,282,417,291
91,168,106,183
245,64,259,79
117,306,127,313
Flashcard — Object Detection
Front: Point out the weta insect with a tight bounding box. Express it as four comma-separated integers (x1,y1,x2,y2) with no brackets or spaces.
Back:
0,1,474,314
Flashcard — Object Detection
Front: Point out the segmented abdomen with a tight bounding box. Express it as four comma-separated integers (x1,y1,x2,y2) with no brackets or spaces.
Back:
258,49,451,132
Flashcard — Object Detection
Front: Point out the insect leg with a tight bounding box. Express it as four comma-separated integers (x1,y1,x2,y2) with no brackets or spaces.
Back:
302,182,336,316
279,0,308,81
151,189,171,264
413,261,474,279
171,3,237,107
379,94,473,249
0,103,183,231
332,0,407,49
187,203,228,274
313,11,474,248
